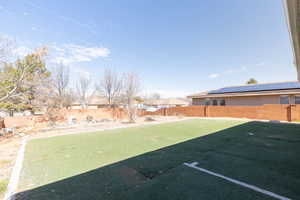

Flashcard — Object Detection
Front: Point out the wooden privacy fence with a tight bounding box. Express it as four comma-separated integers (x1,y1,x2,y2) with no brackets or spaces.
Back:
142,105,300,122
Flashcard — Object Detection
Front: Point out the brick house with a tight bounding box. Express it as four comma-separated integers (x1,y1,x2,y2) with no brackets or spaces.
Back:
71,96,109,109
143,98,190,108
188,81,300,106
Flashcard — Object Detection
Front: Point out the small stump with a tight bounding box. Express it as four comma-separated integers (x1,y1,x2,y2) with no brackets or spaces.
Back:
0,117,5,129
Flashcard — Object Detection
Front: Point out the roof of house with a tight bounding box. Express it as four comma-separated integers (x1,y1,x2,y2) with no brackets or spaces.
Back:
88,96,109,104
209,81,300,94
72,96,109,105
283,0,300,80
188,81,300,98
144,98,190,106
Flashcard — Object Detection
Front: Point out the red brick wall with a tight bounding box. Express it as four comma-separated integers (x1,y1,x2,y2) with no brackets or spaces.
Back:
290,105,300,121
142,109,165,116
206,106,261,119
142,105,300,122
166,106,206,116
56,109,113,121
4,105,300,129
142,106,206,117
256,105,290,121
4,116,36,128
3,108,126,129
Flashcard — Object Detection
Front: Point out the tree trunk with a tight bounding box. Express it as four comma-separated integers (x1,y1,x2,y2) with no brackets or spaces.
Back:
0,117,5,129
127,99,136,123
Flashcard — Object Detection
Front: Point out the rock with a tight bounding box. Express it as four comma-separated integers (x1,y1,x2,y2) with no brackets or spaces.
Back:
86,115,93,122
5,128,14,134
100,119,111,122
68,116,77,124
145,116,156,122
18,132,26,137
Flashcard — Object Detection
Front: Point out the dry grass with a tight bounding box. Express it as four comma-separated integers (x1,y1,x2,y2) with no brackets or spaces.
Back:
0,160,11,168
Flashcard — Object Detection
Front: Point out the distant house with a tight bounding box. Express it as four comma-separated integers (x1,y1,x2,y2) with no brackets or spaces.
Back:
71,96,109,109
143,98,190,110
188,81,300,106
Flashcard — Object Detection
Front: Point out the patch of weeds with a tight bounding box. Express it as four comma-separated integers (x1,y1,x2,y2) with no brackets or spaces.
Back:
0,179,8,197
0,160,11,167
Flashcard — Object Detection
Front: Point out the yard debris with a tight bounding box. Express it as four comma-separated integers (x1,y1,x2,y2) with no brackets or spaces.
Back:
269,120,281,123
68,116,77,125
4,128,14,135
144,116,156,122
17,133,25,137
99,119,111,123
86,115,93,122
0,127,29,138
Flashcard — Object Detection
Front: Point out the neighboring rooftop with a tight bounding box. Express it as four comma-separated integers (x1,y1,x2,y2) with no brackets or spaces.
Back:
144,98,190,106
72,96,109,105
188,81,300,98
208,81,300,94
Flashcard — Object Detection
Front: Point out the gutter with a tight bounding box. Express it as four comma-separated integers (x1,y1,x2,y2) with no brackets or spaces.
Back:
188,90,300,98
283,0,300,81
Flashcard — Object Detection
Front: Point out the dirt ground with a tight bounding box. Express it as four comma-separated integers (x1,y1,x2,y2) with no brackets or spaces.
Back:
0,115,189,198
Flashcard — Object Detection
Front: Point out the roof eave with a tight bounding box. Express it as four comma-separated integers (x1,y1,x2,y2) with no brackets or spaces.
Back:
189,89,300,98
283,0,300,81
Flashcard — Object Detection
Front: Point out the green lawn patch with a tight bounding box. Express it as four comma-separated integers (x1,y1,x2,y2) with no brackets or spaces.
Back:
16,119,300,200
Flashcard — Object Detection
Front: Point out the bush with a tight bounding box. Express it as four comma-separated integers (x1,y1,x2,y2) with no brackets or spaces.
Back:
86,115,93,122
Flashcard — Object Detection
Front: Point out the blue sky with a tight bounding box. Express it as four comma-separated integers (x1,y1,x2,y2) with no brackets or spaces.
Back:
0,0,297,97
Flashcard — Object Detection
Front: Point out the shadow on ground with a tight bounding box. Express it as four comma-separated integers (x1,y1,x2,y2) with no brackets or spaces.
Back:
15,121,300,200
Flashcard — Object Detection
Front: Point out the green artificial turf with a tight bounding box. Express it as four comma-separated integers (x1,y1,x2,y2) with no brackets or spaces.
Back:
16,119,300,200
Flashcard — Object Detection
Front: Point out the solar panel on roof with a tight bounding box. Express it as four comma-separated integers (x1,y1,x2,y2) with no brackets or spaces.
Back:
208,82,300,94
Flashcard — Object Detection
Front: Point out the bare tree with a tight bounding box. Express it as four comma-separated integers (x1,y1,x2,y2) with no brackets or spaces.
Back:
76,76,92,109
0,37,15,127
96,69,123,106
0,35,13,65
123,72,141,122
0,47,49,104
31,75,55,110
52,63,70,107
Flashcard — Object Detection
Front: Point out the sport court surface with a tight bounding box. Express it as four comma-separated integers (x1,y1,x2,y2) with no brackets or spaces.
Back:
15,119,300,200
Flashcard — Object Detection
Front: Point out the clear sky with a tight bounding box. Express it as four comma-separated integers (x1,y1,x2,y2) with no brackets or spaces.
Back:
0,0,297,97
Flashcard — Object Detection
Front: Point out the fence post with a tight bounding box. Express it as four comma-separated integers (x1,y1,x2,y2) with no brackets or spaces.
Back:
204,106,210,117
163,108,167,116
289,105,297,122
0,117,5,129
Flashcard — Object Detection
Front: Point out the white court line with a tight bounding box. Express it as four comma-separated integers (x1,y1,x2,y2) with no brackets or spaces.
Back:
4,136,28,200
183,162,291,200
